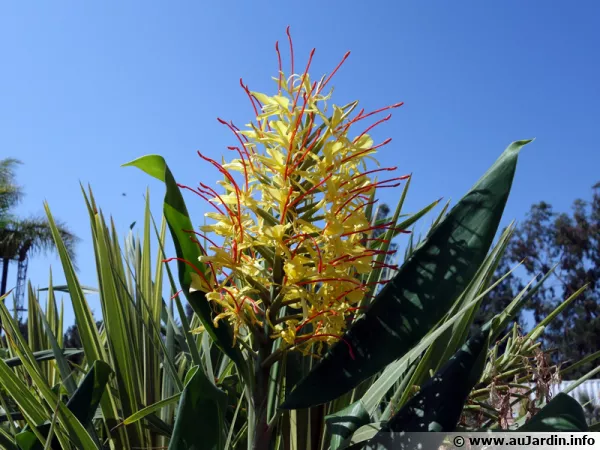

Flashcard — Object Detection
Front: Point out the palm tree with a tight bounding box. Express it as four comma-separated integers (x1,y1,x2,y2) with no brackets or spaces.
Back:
0,158,78,317
0,158,23,227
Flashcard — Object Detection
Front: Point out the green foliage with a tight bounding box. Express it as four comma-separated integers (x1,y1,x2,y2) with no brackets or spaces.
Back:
0,141,596,450
282,140,531,409
479,183,600,378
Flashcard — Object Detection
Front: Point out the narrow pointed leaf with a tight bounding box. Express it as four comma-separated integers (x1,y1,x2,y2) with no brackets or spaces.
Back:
3,349,83,368
66,360,113,426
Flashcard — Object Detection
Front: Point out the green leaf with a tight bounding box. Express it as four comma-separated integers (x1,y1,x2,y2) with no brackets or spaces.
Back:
66,360,113,426
37,285,98,294
519,393,588,432
15,361,111,450
350,329,490,450
122,394,182,426
0,428,18,450
386,329,489,433
168,366,228,450
325,400,370,450
360,270,514,415
123,155,246,375
282,140,532,409
3,349,83,368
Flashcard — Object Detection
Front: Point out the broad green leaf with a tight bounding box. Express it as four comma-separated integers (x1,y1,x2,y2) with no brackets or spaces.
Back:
168,366,228,450
325,400,370,450
123,155,246,376
283,140,532,409
518,393,588,432
361,269,515,415
381,225,516,420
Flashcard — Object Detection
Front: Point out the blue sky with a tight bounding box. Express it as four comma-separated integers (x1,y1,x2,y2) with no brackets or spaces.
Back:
1,2,599,326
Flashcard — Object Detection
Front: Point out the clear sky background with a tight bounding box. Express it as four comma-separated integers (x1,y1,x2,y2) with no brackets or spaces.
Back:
1,2,599,327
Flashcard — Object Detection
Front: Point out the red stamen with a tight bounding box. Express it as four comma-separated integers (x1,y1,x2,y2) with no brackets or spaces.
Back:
339,167,398,188
217,117,255,155
286,26,294,86
342,200,378,223
170,290,183,300
287,173,333,210
348,176,410,195
279,186,295,224
163,257,212,291
353,114,392,144
290,127,322,174
232,238,238,262
292,48,315,110
331,286,367,303
337,138,393,166
183,229,222,249
295,309,338,332
285,95,309,179
318,51,351,95
364,237,390,243
240,295,262,315
177,183,226,215
299,112,316,150
229,121,251,144
275,41,283,93
240,78,259,118
340,221,399,237
189,238,219,283
199,182,242,243
197,151,244,242
372,262,399,271
296,333,355,360
221,287,240,311
297,277,363,287
226,146,249,190
289,233,323,273
341,102,404,132
329,249,394,266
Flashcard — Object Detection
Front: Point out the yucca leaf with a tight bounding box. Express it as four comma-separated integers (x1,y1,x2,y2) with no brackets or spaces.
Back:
3,349,84,368
66,360,113,427
122,394,182,426
16,360,113,450
282,140,532,409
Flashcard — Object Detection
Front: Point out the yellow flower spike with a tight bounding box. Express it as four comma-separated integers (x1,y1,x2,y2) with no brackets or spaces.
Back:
178,30,409,355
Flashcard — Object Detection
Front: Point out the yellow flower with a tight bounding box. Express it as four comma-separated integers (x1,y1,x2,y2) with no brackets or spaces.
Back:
177,30,408,355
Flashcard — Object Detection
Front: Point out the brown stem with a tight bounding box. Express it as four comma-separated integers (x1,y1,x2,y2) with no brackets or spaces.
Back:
252,345,275,449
